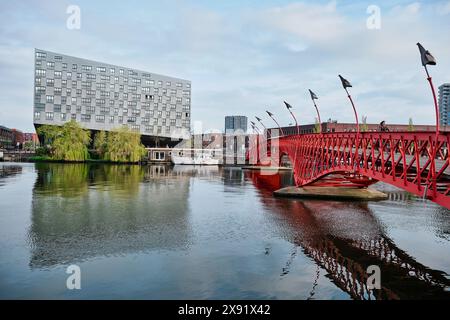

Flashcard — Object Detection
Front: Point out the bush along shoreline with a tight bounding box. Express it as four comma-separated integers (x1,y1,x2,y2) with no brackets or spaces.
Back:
35,121,147,164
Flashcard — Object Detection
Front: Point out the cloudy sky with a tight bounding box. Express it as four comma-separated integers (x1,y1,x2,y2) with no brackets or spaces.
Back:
1,0,450,132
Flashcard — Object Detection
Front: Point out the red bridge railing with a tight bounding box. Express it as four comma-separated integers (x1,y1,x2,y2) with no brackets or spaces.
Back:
250,131,450,210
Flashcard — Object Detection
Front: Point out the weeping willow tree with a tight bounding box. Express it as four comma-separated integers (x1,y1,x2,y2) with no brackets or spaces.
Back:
103,127,146,163
93,131,108,159
37,121,91,161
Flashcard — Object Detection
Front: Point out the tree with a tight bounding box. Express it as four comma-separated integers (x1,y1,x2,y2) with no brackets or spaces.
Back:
103,127,146,162
37,121,91,161
93,131,107,159
408,118,415,132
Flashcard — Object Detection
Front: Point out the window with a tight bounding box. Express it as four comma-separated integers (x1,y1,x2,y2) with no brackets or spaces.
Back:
157,81,163,86
62,63,67,69
54,71,62,78
77,73,82,80
35,86,45,94
170,119,176,126
82,65,92,71
34,111,41,119
86,106,96,114
54,56,62,60
86,74,96,80
81,114,91,122
183,90,190,96
60,113,66,121
35,103,45,110
100,106,110,113
66,72,72,79
71,97,77,104
46,78,54,87
35,69,46,77
114,76,119,83
66,88,72,96
81,98,91,105
54,87,62,95
61,80,67,87
72,64,77,70
96,115,105,122
45,112,54,120
71,114,77,120
96,66,106,72
46,95,54,103
110,68,115,74
119,69,124,75
35,78,43,85
186,83,191,88
176,82,182,88
36,52,46,59
46,61,54,68
131,125,140,131
142,87,150,93
54,104,61,112
166,81,171,86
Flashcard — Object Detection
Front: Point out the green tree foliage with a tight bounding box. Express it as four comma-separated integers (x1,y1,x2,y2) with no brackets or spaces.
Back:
93,131,107,159
37,121,91,161
103,127,146,163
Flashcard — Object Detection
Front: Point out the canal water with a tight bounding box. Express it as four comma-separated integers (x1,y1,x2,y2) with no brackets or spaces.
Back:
0,162,449,300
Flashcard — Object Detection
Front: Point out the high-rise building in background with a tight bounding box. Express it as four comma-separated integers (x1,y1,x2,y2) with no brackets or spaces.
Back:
225,116,247,134
33,49,191,147
439,83,450,126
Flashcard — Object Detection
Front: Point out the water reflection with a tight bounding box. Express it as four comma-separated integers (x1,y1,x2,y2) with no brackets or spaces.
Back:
29,164,193,268
246,171,450,300
0,165,23,187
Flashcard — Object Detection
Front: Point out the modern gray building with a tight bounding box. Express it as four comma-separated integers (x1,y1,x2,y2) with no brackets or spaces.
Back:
33,49,191,146
225,116,247,134
439,83,450,126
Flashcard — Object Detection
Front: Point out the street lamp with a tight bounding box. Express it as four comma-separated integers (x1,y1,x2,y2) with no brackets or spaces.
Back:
308,89,322,133
339,75,360,135
417,43,439,138
339,74,360,171
266,111,285,136
283,101,300,135
255,116,267,131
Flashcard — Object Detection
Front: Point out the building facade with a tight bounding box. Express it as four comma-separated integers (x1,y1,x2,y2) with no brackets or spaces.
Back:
34,49,191,146
0,125,13,149
268,121,445,136
439,83,450,126
225,116,247,134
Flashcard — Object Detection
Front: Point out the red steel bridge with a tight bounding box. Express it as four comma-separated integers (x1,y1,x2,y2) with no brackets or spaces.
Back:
248,131,450,210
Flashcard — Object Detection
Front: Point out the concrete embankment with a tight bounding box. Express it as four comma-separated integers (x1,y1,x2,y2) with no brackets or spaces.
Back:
274,186,388,201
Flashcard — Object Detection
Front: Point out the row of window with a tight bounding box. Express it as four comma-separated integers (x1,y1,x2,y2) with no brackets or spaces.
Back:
35,103,189,118
34,111,189,129
35,54,191,89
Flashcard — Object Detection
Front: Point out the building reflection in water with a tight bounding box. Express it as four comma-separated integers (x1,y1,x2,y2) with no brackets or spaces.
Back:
0,164,23,186
246,170,450,300
29,163,197,269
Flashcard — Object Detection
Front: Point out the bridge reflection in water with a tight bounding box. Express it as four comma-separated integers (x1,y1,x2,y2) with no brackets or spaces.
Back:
246,170,450,300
